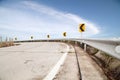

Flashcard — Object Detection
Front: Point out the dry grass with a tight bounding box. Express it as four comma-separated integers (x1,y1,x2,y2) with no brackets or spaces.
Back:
0,37,14,48
0,41,14,48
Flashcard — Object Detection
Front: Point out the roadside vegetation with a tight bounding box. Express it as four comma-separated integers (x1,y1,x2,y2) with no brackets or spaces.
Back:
0,37,14,48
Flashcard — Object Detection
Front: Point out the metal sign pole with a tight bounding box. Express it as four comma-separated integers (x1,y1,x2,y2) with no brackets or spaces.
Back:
81,32,82,39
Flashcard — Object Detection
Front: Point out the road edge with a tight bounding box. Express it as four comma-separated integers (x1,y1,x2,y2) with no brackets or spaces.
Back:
43,44,69,80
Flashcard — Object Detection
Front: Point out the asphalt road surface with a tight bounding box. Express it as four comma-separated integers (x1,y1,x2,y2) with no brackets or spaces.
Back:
0,42,68,80
0,42,108,80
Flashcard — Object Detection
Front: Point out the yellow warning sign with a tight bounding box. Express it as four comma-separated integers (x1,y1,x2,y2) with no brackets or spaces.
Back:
79,24,85,32
15,37,17,40
31,36,33,39
47,35,50,38
63,32,66,37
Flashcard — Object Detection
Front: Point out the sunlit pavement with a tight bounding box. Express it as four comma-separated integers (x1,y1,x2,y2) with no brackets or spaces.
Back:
0,42,68,80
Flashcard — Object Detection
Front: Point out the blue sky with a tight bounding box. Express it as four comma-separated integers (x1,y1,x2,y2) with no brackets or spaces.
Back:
0,0,120,40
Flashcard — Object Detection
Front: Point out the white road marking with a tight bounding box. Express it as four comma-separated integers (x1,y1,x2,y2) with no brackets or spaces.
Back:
43,45,69,80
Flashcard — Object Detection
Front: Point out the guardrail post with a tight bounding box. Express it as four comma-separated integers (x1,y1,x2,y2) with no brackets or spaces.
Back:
75,41,77,45
84,43,86,51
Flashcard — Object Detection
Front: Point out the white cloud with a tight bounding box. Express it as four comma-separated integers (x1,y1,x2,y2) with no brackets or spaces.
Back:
0,1,100,39
22,1,100,34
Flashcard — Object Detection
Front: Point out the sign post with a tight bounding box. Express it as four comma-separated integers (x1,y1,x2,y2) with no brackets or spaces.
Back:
31,36,33,42
47,35,50,42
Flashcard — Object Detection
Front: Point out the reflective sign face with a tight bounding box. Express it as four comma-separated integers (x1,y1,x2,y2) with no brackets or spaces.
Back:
31,36,33,39
15,37,17,40
47,35,50,38
63,32,66,37
79,24,85,32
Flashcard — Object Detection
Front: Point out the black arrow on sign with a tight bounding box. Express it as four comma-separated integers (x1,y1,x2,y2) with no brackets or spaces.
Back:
63,32,66,37
80,24,84,31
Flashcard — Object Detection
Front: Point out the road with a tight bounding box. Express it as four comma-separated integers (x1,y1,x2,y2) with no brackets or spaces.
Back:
0,42,68,80
74,45,108,80
53,44,108,80
0,42,108,80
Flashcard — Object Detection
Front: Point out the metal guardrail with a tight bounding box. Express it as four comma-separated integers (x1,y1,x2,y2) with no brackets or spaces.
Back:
75,38,120,59
14,38,120,59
